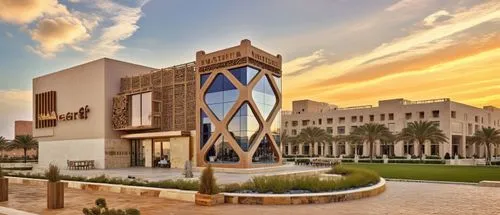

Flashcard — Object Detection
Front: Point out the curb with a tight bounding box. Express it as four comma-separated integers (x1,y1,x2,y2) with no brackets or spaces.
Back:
385,178,477,186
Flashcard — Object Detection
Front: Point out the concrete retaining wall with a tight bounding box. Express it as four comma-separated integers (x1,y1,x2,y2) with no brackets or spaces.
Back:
6,176,196,202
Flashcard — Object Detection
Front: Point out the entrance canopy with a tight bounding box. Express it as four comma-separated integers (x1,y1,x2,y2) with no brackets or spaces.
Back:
121,131,191,139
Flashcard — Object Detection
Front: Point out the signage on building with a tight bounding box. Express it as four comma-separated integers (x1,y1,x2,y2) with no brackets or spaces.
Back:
37,105,90,122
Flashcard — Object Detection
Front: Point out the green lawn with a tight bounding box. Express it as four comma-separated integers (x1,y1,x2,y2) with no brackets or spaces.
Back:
343,163,500,183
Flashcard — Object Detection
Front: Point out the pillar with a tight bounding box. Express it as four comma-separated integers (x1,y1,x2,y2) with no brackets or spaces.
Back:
287,144,292,155
299,143,304,155
332,142,338,156
461,135,466,157
325,143,331,156
345,143,352,155
313,142,318,156
424,141,431,156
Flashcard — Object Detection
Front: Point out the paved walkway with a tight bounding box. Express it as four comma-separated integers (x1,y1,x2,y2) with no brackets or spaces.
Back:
1,181,499,215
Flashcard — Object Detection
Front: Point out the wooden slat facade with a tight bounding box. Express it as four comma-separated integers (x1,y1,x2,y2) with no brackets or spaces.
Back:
35,91,57,129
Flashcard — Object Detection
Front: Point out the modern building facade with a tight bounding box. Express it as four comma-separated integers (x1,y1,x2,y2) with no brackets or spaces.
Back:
196,39,282,168
282,99,500,158
33,40,282,169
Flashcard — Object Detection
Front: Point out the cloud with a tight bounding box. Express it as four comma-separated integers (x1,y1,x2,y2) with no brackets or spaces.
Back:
0,90,32,139
28,16,90,58
422,10,453,27
88,0,149,58
0,0,68,24
385,0,431,12
4,32,13,38
283,49,327,76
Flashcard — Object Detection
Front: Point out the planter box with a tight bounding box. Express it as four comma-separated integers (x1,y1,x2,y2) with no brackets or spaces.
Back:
195,193,224,206
0,178,7,202
47,182,64,209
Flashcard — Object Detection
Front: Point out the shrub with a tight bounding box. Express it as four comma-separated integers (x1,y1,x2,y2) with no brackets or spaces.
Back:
198,165,218,195
0,166,4,178
45,164,60,182
444,153,451,160
82,198,140,215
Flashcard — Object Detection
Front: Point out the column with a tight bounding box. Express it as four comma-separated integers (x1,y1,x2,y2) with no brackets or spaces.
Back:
298,143,304,155
461,135,466,157
363,142,369,156
332,142,338,156
424,141,431,156
325,143,331,156
309,143,313,156
414,141,420,156
345,143,352,155
313,142,318,156
287,144,292,155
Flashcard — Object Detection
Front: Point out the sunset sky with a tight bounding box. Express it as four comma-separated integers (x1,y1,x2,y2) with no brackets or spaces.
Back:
0,0,499,138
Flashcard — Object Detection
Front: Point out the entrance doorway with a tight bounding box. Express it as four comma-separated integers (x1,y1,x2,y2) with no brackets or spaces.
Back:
153,140,171,167
130,139,145,167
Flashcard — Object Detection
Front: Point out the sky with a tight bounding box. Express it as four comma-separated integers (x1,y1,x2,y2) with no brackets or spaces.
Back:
0,0,499,138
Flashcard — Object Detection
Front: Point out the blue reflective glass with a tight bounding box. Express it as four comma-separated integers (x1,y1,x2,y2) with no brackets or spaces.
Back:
200,74,210,88
200,110,215,149
205,135,240,163
252,135,278,163
228,102,260,152
229,66,259,85
252,75,277,120
204,73,239,120
273,76,281,92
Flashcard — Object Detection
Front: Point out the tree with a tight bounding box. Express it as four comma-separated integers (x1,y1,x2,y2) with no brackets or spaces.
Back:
350,123,393,162
333,134,363,156
11,135,38,163
469,127,500,165
280,130,291,156
295,127,332,156
398,121,448,158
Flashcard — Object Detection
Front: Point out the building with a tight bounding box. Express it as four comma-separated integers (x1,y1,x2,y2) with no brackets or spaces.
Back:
33,40,282,169
0,121,37,159
15,120,33,137
282,99,500,158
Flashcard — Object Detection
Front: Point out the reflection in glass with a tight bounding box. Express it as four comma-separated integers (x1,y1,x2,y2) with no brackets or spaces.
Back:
131,94,141,126
141,92,152,126
271,110,281,146
205,135,240,163
252,135,278,163
252,75,277,120
228,102,260,151
200,73,210,88
204,73,239,120
229,66,259,85
200,110,215,149
273,76,281,92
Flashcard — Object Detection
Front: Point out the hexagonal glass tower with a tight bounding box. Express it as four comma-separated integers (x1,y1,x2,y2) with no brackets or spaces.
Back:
196,39,282,168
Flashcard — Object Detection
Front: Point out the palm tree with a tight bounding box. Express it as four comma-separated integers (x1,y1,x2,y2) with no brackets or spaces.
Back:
11,135,38,163
295,127,332,156
0,136,9,159
350,123,393,162
333,134,363,156
469,127,500,165
280,130,291,156
398,121,448,158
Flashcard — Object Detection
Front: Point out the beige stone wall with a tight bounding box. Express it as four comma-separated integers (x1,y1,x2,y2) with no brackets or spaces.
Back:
170,136,191,169
104,139,131,168
14,121,33,137
283,98,500,158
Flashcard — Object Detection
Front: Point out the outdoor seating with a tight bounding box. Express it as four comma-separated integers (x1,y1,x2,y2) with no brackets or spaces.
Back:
67,160,95,170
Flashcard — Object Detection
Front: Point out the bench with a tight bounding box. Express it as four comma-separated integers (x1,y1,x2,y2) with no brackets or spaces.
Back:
67,160,95,170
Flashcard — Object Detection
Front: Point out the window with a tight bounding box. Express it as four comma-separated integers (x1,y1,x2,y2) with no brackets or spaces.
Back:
351,116,357,123
451,111,456,119
252,74,277,120
229,66,258,85
475,124,479,132
318,119,322,125
339,117,345,124
337,126,346,134
228,102,260,151
369,115,374,122
419,112,425,119
130,92,152,127
291,129,297,135
292,121,298,127
432,110,440,118
205,74,239,120
468,123,473,135
326,127,333,134
481,117,484,124
327,118,333,124
359,116,364,122
200,110,215,149
285,121,289,127
350,126,358,132
405,113,412,120
388,113,394,121
380,114,385,121
431,144,439,156
312,121,316,125
475,116,479,123
302,120,309,126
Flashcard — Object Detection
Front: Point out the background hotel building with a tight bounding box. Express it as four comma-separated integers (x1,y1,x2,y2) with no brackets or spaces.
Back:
33,40,282,169
282,99,500,158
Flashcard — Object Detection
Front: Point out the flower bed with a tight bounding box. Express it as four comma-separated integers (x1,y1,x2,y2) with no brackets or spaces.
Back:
221,165,380,194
